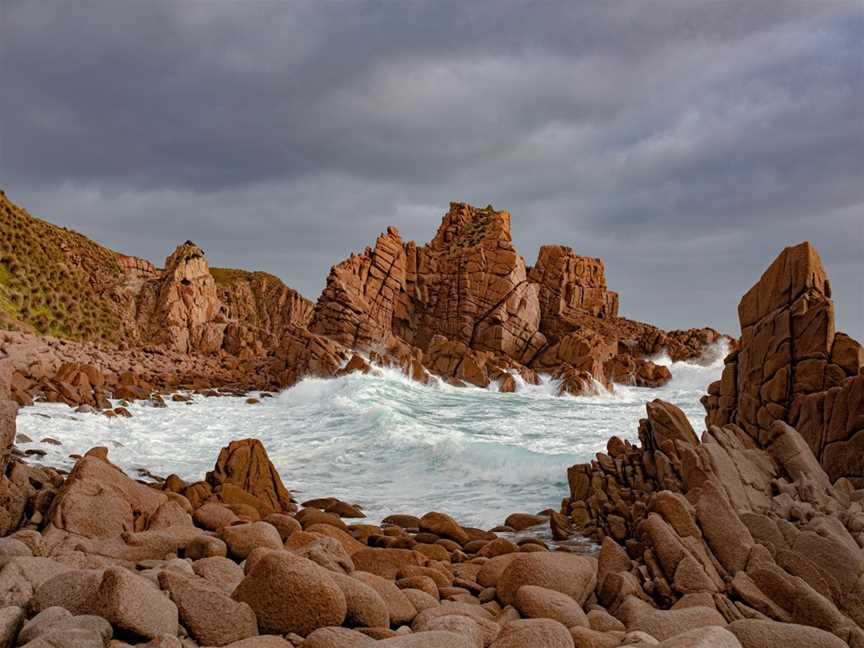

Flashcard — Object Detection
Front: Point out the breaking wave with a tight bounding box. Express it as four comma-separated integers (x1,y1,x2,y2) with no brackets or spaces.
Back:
16,343,728,528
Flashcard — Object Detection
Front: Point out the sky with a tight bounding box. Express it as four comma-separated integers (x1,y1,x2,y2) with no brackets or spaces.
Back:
1,0,862,337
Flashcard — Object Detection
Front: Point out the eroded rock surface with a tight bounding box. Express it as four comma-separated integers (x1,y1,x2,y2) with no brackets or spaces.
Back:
563,242,864,646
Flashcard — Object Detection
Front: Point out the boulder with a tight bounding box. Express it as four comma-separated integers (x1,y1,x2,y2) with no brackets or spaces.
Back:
351,548,425,580
0,606,24,648
35,567,178,640
301,626,375,647
158,569,258,646
419,512,469,545
192,556,245,594
16,608,112,646
413,614,486,648
0,557,74,608
328,571,390,629
496,553,597,607
514,585,589,628
231,551,347,636
616,597,726,642
221,522,283,560
727,619,849,648
375,631,477,647
489,618,574,648
658,626,742,647
193,503,239,531
47,453,169,538
206,439,295,517
351,571,416,626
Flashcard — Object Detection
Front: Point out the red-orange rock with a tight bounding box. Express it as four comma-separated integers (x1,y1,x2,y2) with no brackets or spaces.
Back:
529,245,619,332
205,439,296,517
137,241,228,355
704,242,863,482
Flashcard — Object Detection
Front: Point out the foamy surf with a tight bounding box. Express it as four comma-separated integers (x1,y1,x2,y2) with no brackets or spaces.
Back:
15,343,728,528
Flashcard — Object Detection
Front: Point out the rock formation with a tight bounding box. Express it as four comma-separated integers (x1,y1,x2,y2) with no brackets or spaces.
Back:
214,268,314,357
1,240,861,646
1,191,725,405
562,241,864,646
295,202,724,393
529,244,619,333
703,242,863,482
0,359,22,536
135,242,229,355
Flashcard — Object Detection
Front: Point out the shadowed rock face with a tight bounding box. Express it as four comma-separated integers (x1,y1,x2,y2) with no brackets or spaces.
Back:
703,242,863,483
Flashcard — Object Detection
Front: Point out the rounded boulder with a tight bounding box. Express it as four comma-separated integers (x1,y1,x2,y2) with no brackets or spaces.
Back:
497,553,597,607
490,618,574,648
232,551,347,636
514,585,589,628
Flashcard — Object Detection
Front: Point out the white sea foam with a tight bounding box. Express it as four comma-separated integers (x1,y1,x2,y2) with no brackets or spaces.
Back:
15,343,728,528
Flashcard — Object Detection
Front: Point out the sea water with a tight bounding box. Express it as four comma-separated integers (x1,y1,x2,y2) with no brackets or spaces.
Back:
15,344,727,529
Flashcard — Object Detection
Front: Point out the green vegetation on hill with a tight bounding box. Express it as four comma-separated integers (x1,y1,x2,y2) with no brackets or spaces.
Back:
210,267,282,287
0,191,124,344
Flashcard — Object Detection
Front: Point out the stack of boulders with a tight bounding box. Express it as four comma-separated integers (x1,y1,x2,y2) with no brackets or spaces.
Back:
562,242,864,647
2,433,762,648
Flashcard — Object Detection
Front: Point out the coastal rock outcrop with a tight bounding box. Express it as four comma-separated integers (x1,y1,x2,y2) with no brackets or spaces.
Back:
298,201,723,393
563,241,864,646
529,244,619,333
204,438,297,517
1,191,725,399
703,242,863,482
135,242,228,355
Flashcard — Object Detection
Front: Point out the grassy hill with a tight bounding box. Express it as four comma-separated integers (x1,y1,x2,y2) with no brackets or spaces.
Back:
0,190,125,344
0,191,313,349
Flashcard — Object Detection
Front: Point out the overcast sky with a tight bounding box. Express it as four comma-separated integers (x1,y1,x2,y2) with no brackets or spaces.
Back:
1,1,861,337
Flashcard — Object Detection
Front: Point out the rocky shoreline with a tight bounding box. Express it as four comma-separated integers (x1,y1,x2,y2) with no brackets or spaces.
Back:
1,200,863,646
1,193,725,414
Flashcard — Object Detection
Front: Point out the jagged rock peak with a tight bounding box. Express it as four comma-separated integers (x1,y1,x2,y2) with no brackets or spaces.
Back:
704,239,863,483
430,202,512,250
738,240,830,328
165,241,210,282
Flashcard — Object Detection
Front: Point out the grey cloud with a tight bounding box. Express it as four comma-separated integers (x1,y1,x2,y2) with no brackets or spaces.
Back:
0,0,861,337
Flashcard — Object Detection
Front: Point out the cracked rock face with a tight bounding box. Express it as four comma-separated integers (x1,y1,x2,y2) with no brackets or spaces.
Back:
703,242,863,483
562,241,864,646
302,202,658,393
135,241,228,355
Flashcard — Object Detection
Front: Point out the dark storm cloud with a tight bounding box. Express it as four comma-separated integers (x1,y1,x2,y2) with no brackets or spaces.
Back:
1,0,861,336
